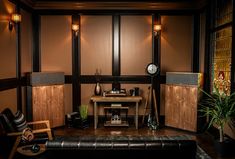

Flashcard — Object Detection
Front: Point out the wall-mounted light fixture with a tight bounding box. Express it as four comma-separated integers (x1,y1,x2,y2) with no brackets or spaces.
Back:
72,24,79,35
154,24,161,37
9,13,21,31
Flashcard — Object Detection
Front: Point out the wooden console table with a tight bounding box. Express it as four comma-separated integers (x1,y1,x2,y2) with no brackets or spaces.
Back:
90,96,142,129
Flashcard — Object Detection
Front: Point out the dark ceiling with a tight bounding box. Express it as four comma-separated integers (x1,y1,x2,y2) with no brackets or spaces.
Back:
20,0,207,10
33,0,195,2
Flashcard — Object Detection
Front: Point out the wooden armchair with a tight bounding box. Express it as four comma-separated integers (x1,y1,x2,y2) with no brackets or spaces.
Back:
0,108,53,159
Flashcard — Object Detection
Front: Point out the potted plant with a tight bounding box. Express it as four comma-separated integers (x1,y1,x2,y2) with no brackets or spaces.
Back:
199,87,235,156
79,105,89,129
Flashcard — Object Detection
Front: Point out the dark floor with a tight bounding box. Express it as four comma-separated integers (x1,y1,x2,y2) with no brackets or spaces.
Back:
7,122,235,159
51,123,235,159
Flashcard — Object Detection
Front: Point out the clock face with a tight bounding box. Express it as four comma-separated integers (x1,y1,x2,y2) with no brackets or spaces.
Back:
146,63,159,75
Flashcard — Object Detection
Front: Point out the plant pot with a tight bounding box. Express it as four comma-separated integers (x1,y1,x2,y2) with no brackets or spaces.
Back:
80,118,89,129
214,138,235,157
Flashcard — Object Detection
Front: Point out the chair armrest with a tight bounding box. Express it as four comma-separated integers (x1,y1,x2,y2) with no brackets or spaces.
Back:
7,131,23,136
27,120,51,129
7,128,51,136
27,120,50,126
7,120,52,138
32,128,52,134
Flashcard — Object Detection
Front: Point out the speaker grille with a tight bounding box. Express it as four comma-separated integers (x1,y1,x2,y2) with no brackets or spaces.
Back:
29,72,64,86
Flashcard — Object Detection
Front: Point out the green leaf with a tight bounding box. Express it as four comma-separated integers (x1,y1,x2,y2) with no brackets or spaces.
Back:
198,87,235,142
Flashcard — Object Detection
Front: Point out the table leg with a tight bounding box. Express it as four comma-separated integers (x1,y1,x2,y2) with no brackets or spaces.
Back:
136,102,139,129
94,102,97,129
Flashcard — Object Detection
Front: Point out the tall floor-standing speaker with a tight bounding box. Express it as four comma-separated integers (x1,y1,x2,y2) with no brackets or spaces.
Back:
165,72,203,132
26,72,65,128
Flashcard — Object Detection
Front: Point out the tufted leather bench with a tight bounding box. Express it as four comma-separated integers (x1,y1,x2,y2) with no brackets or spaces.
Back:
45,136,197,158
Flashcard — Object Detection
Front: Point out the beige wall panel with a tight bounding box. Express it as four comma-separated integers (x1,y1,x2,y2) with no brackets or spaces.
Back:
0,89,17,113
0,0,16,79
64,84,73,115
81,84,112,115
41,16,72,75
21,9,32,75
121,84,149,115
121,16,152,75
81,16,112,75
161,16,193,74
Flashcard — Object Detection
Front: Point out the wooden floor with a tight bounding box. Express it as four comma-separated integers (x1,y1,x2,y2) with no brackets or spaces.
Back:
52,124,235,159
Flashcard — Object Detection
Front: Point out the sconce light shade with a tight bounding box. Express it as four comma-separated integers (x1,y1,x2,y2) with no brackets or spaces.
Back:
9,13,21,31
11,13,21,23
154,24,161,32
72,24,79,32
154,24,161,36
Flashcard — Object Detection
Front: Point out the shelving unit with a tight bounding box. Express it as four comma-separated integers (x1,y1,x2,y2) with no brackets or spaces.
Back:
103,106,129,127
90,96,142,129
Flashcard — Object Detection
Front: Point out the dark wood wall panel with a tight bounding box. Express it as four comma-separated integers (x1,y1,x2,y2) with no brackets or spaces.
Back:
1,0,204,121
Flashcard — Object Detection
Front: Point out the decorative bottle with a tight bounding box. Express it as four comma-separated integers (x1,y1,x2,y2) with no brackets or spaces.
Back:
94,82,102,95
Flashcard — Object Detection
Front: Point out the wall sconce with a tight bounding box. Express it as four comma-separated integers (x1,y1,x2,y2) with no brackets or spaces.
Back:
9,13,21,31
154,24,161,37
72,24,79,35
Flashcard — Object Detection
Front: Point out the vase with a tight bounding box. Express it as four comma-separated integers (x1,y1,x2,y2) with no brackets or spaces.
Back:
94,82,102,95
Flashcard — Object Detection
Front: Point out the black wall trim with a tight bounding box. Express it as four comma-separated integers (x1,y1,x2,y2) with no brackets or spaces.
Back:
203,4,211,92
80,75,151,84
152,14,161,121
26,86,32,121
231,0,235,92
0,78,19,91
32,12,41,72
192,13,200,73
64,75,166,85
65,75,72,84
16,5,22,111
72,14,81,111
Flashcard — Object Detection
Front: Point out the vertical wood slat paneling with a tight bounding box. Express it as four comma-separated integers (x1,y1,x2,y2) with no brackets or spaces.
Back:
181,86,198,131
165,85,181,128
165,84,198,132
32,85,65,128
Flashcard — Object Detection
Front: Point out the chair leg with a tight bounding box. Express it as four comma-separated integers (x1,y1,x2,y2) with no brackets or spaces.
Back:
8,136,21,159
47,131,53,140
